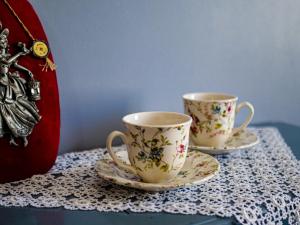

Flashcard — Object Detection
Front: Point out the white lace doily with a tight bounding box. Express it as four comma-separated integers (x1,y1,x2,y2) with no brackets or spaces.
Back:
0,127,299,225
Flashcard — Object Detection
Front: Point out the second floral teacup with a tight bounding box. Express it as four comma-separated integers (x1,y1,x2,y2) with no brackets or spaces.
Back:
183,92,254,148
106,111,192,183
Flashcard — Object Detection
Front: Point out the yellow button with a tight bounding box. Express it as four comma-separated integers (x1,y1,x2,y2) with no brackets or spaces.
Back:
32,41,49,58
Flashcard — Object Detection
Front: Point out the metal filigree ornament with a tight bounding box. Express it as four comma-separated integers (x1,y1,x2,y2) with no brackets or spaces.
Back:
0,22,41,147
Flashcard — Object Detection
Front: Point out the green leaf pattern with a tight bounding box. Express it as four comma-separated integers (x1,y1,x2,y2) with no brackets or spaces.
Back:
129,126,186,172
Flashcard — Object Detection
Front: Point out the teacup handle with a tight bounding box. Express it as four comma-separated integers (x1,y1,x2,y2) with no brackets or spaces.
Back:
106,131,137,175
232,101,254,135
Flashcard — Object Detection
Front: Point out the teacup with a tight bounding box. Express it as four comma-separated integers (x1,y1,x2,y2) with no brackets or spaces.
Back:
183,92,254,148
106,111,192,183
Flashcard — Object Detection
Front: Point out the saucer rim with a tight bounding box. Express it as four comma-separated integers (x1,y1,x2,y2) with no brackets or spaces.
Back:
188,130,259,154
96,150,220,192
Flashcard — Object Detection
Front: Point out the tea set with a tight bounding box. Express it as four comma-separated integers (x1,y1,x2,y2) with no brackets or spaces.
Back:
96,92,258,191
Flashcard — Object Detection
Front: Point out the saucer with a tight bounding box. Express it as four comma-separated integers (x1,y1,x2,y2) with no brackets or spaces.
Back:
96,149,220,192
189,129,259,155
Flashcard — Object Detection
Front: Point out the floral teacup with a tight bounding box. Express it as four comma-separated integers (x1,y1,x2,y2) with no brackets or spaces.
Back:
183,93,254,148
106,111,192,183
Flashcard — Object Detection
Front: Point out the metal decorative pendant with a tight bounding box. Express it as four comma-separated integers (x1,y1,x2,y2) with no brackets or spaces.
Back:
0,22,41,147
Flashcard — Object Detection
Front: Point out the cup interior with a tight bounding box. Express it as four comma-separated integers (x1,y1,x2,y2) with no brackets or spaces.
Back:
123,112,191,127
183,92,237,102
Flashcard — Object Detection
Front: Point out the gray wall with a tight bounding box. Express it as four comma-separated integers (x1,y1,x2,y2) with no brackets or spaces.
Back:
30,0,300,153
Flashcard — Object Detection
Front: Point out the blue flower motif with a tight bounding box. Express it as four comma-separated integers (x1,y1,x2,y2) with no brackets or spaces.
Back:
212,104,221,114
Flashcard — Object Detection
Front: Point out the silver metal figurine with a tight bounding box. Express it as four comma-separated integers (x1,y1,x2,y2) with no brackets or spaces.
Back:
0,21,41,147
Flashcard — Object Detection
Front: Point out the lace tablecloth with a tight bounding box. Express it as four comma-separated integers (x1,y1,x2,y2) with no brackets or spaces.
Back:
0,127,299,225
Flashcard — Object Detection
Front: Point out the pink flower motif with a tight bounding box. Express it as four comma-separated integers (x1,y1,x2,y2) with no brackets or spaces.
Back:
228,105,232,112
178,144,185,153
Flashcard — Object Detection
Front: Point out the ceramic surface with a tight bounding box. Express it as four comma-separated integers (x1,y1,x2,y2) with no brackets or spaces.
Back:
96,149,220,191
183,92,254,148
189,129,259,154
106,112,192,183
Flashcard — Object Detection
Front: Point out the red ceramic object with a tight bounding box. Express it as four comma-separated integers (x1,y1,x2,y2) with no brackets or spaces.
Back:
0,0,60,183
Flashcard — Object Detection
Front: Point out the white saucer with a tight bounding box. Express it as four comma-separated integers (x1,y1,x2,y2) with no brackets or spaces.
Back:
189,129,259,155
96,149,220,192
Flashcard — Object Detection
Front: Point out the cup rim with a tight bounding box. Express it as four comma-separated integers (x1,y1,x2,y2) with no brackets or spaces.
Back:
122,111,192,128
182,92,238,103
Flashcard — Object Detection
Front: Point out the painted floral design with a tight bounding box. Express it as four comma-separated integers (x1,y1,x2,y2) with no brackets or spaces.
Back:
184,100,235,138
177,144,185,154
129,126,187,173
224,129,257,146
189,129,259,153
98,149,220,191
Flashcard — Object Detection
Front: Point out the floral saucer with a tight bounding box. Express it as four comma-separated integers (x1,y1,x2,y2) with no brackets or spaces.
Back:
96,149,220,192
189,129,259,155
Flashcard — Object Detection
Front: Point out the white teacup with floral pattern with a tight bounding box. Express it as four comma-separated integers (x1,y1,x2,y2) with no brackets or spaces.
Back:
106,112,192,183
183,93,254,148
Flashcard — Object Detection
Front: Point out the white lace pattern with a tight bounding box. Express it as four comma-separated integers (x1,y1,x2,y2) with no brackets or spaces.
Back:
0,127,299,225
